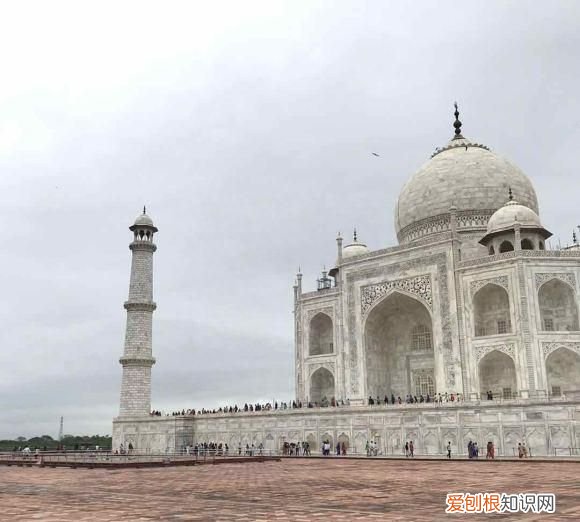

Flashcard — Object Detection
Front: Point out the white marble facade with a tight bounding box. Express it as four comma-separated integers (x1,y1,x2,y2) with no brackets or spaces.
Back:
296,117,580,409
296,238,580,407
114,112,580,456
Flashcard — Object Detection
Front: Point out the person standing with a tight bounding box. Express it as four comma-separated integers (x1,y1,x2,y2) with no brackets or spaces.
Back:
404,441,409,457
446,441,452,459
486,441,492,459
409,440,414,458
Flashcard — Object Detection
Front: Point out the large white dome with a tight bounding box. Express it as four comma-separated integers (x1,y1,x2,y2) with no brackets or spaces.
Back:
394,136,539,244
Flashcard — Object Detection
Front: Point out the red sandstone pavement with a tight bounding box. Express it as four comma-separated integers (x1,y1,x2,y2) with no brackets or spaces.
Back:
0,459,578,521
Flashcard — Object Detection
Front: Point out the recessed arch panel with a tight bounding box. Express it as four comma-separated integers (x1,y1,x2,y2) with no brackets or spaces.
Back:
538,279,579,331
479,350,517,398
473,283,511,337
309,367,335,404
309,313,334,355
546,347,580,395
364,291,435,399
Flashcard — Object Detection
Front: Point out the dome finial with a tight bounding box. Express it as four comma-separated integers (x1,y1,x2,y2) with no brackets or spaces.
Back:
508,187,513,201
453,101,463,139
353,228,358,242
143,205,147,215
573,230,578,245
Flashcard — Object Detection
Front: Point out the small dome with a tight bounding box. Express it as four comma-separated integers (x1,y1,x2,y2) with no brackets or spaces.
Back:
486,198,541,235
479,195,551,246
134,212,154,227
130,207,158,232
342,240,369,259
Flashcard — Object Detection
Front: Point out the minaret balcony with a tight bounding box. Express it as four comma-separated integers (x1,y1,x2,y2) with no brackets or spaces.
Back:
119,355,156,367
124,301,157,312
129,241,157,252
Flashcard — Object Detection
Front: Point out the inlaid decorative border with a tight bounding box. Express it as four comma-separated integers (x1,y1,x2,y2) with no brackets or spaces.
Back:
361,274,432,315
307,362,336,379
541,342,580,359
470,276,509,297
535,273,576,291
397,209,495,244
305,306,334,322
474,343,515,363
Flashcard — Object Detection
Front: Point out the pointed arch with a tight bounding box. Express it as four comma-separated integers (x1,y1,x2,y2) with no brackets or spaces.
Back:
363,285,433,321
320,432,334,449
364,290,435,399
478,350,517,398
521,238,534,250
538,279,579,331
338,432,350,449
546,347,580,396
473,283,511,337
499,240,514,253
309,312,334,355
309,367,335,404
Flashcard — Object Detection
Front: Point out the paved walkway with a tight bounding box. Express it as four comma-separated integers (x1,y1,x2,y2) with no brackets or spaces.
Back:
0,459,578,520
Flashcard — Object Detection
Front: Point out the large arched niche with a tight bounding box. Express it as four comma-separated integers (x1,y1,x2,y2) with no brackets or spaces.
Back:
364,291,435,399
473,283,512,337
479,350,517,398
538,279,579,332
546,347,580,396
309,367,335,404
309,313,334,355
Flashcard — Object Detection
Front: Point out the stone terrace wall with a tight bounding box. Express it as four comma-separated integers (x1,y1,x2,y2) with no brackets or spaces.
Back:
191,401,580,457
114,400,580,457
113,400,580,455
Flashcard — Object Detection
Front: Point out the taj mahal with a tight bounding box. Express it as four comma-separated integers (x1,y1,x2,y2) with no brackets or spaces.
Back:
113,107,580,456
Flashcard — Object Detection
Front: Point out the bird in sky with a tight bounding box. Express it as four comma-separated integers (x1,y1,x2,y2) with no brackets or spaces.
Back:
372,152,380,157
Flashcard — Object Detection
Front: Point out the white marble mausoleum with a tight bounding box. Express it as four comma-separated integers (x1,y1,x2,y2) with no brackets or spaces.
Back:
113,108,580,456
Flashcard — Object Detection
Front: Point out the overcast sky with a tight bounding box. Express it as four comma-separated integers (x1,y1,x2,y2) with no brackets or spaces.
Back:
1,1,579,439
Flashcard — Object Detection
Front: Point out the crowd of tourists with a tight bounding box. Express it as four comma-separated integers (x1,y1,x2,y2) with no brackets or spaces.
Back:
150,398,354,417
319,441,348,456
282,441,312,456
184,441,270,456
368,392,463,406
150,392,472,418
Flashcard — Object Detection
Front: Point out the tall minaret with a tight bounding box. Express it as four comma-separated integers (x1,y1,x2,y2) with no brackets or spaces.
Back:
118,208,158,417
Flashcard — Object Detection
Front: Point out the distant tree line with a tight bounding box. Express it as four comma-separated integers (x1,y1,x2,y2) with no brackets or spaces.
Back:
0,434,112,451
